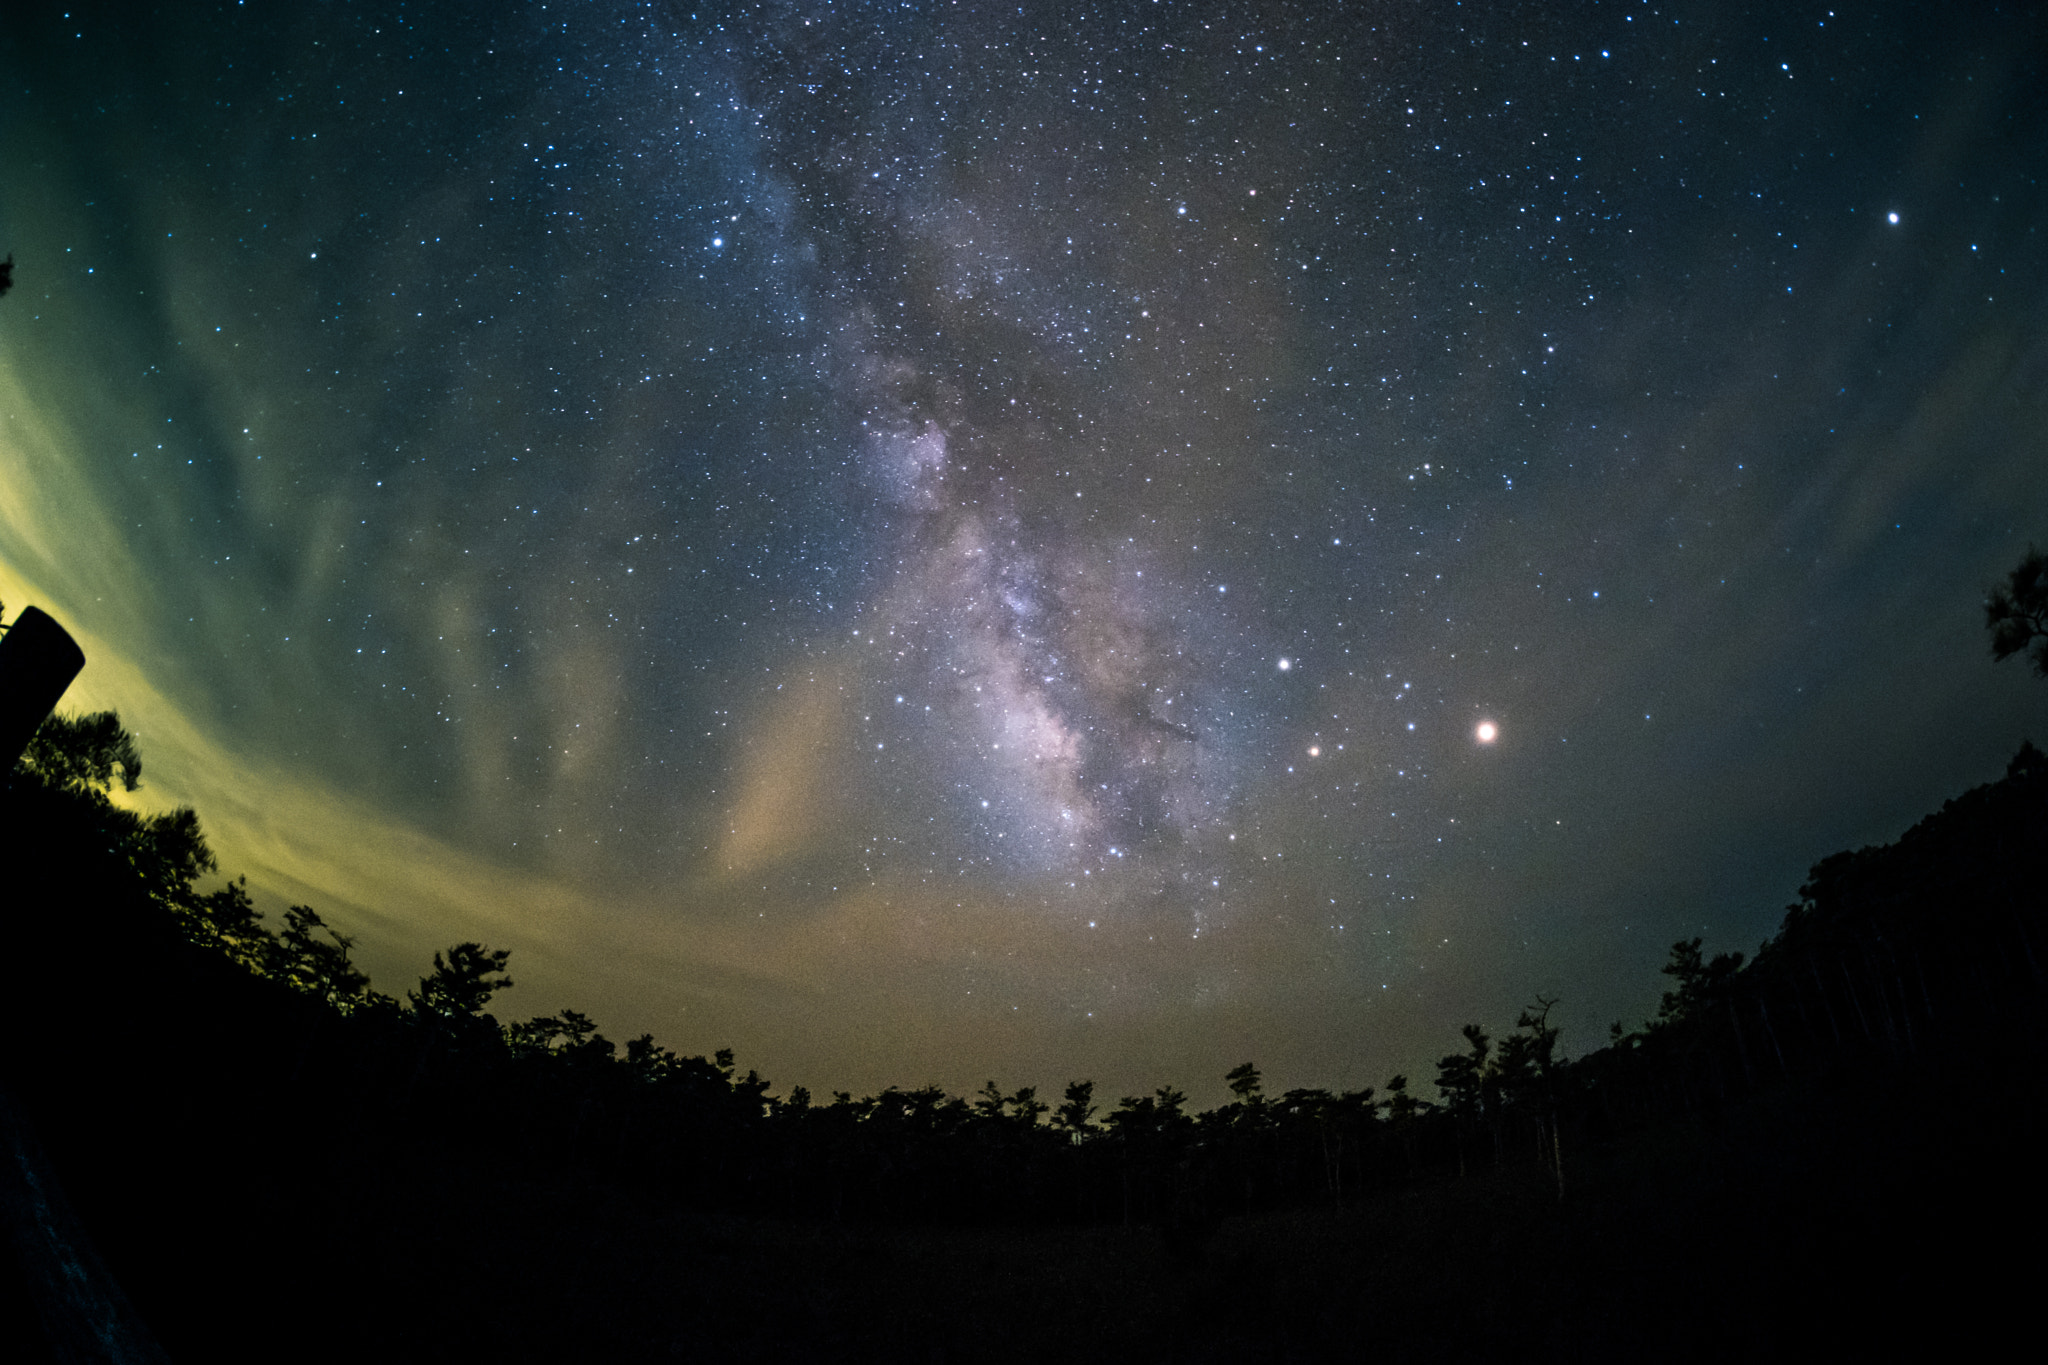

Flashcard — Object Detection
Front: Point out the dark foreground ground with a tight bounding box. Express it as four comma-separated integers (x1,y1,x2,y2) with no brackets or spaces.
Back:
6,1035,2039,1363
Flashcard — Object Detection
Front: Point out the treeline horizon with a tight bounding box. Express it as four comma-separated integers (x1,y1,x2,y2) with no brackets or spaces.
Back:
7,684,2042,1229
6,539,2043,1141
4,561,2044,1360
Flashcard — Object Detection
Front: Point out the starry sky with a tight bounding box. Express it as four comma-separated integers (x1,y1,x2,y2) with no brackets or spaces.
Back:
3,0,2043,1105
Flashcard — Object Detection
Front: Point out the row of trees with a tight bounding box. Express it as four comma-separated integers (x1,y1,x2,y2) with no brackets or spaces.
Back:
2,546,2041,1233
10,692,2042,1232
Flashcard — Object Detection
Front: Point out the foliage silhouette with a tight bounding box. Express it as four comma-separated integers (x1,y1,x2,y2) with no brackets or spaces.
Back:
3,690,2044,1358
1987,544,2048,677
1656,937,1746,1027
409,942,515,1023
273,904,373,1010
20,710,142,792
1053,1079,1096,1134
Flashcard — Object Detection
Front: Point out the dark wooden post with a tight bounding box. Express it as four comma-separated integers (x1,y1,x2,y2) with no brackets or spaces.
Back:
0,606,86,771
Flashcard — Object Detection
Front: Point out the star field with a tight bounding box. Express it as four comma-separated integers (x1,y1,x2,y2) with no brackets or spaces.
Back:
2,0,2043,1101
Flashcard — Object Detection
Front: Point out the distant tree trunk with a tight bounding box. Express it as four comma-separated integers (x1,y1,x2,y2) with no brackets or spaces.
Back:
612,1099,637,1172
1811,963,1844,1047
405,1031,437,1100
1909,944,1937,1022
1757,995,1789,1079
1839,957,1874,1041
1726,997,1757,1089
1549,1109,1565,1203
1864,945,1902,1048
1787,971,1819,1060
1876,939,1917,1052
2011,914,2046,987
1970,952,1997,1027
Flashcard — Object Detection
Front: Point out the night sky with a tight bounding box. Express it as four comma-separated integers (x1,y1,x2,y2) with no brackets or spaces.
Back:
3,1,2043,1105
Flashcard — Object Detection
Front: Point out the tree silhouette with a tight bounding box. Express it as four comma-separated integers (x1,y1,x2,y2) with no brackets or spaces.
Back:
1514,997,1561,1072
1053,1079,1097,1135
1103,1086,1193,1148
1987,545,2048,677
1508,997,1565,1198
1434,1025,1490,1112
1657,938,1745,1026
19,711,142,793
1007,1085,1048,1127
16,709,217,912
184,875,271,973
621,1031,687,1082
1435,1025,1490,1175
273,904,372,1009
408,942,514,1022
0,255,12,299
131,805,215,895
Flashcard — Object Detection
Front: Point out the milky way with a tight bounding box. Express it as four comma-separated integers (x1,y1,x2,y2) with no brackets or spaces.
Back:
820,232,1242,892
2,1,2043,1102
